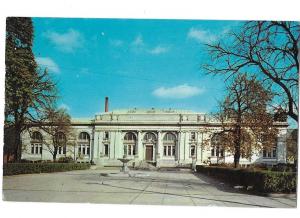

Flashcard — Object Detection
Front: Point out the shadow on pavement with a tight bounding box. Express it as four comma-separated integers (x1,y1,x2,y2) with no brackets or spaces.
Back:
86,181,273,208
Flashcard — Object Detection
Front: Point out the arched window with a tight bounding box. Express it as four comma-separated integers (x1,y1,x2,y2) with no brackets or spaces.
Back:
79,132,90,141
32,131,43,141
123,132,137,156
163,132,176,157
143,132,156,142
163,132,176,141
211,134,224,157
124,132,136,141
30,131,43,155
55,132,66,155
78,132,90,156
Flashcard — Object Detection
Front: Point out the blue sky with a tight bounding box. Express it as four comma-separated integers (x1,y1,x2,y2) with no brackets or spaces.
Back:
32,18,242,117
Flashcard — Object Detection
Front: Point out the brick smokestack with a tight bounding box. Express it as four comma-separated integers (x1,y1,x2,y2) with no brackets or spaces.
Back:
105,97,109,112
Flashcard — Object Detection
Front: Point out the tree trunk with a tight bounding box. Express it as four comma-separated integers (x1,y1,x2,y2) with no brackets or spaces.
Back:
13,125,22,162
234,125,241,168
234,145,241,168
53,147,57,162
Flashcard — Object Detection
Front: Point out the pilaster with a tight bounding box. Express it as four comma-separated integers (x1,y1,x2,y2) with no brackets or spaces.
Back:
137,131,143,160
156,131,162,167
196,131,202,164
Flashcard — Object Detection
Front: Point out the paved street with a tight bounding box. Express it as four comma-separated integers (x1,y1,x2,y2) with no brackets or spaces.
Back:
2,169,297,207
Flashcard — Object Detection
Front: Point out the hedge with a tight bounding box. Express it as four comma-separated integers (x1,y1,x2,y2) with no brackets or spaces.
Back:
3,163,91,176
196,165,297,193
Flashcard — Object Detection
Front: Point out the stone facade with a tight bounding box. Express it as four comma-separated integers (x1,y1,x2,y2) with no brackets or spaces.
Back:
21,108,288,167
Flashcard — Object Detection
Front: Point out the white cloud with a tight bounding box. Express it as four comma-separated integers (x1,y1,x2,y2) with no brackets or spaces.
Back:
148,45,169,55
153,84,205,99
79,67,89,74
58,103,70,111
110,39,123,47
130,34,170,55
43,29,84,52
36,57,60,73
187,28,218,44
132,34,144,46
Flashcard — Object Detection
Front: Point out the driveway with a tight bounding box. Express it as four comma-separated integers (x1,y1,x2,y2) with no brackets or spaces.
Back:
2,169,297,207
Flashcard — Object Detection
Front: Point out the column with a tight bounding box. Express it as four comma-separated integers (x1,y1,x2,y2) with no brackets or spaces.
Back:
115,131,122,159
109,131,115,159
196,131,202,164
137,131,143,160
182,131,188,162
156,131,162,167
277,129,287,163
90,129,94,163
93,131,101,165
177,131,181,163
179,131,185,162
202,131,210,163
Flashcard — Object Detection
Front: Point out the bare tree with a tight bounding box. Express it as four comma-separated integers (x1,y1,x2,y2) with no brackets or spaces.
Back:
39,108,73,161
204,21,299,122
216,74,278,168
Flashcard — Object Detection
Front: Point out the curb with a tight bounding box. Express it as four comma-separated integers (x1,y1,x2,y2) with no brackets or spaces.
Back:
265,193,297,198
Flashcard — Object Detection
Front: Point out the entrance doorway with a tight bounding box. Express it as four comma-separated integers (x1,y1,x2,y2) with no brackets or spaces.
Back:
145,145,153,161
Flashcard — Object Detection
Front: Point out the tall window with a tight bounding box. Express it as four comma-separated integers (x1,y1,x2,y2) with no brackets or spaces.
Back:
31,131,43,155
190,132,196,140
263,146,277,158
78,132,90,156
262,137,277,158
103,144,109,156
104,131,109,140
124,132,136,156
211,134,224,157
163,132,176,157
55,132,66,155
190,145,196,157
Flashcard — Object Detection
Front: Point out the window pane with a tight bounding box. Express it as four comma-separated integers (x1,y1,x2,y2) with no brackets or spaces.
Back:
35,146,38,154
220,149,224,157
168,146,171,156
191,132,195,140
211,148,215,156
104,144,108,155
191,146,195,156
40,146,42,154
272,147,277,158
268,151,271,158
263,149,266,157
87,147,90,155
172,146,175,156
83,147,85,155
128,145,132,155
31,145,34,154
164,146,167,156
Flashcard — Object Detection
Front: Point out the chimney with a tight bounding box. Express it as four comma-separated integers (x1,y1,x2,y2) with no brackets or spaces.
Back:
105,97,109,112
